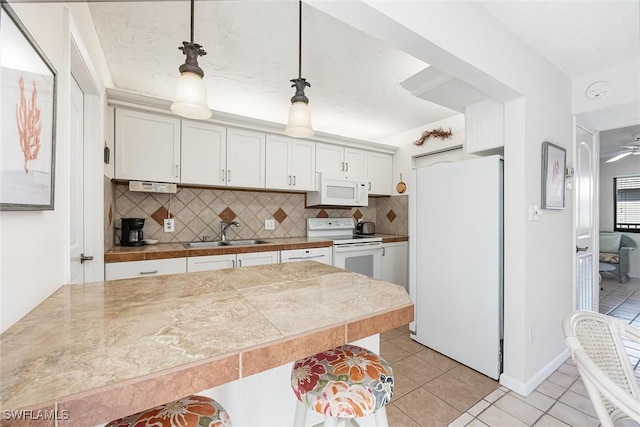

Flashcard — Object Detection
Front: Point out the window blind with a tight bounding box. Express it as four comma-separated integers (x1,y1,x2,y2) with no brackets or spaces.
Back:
615,175,640,232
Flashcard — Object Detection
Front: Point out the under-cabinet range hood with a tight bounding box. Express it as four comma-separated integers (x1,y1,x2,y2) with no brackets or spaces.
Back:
128,181,177,194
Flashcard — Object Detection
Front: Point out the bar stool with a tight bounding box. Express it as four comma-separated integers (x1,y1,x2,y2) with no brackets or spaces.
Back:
105,394,231,427
291,344,393,427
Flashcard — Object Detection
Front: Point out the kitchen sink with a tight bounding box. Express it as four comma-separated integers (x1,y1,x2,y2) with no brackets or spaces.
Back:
183,239,269,248
183,241,229,248
224,239,269,246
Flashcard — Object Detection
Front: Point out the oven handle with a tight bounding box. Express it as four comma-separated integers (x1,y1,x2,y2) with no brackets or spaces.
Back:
333,242,383,253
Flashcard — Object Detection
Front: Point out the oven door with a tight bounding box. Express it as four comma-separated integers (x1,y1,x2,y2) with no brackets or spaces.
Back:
333,241,383,278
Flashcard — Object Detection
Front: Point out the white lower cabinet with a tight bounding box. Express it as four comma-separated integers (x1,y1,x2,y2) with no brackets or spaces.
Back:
105,258,187,281
280,247,332,265
380,242,408,288
187,251,279,272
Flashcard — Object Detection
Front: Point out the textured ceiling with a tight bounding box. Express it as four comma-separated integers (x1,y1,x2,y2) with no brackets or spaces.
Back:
88,1,639,145
480,1,640,79
88,1,456,142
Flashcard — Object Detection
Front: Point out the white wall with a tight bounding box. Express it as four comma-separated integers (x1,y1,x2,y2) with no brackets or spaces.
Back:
310,0,574,395
0,3,110,333
381,114,465,195
599,155,640,278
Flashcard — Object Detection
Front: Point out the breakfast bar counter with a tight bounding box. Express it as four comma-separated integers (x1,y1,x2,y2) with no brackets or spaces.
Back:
0,262,413,426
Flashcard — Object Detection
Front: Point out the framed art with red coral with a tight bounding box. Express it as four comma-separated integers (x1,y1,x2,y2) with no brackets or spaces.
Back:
1,2,57,210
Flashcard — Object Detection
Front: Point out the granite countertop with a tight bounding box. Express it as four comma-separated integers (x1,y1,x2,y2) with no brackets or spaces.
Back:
105,235,409,263
0,261,413,426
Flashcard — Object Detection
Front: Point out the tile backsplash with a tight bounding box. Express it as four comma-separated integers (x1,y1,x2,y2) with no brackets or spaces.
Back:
108,181,408,248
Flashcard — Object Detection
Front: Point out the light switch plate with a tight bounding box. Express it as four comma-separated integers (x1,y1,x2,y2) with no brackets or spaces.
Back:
164,218,175,232
264,219,275,230
528,205,541,221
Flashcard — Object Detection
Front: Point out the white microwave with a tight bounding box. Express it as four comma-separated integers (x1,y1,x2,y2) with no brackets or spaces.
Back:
306,173,369,207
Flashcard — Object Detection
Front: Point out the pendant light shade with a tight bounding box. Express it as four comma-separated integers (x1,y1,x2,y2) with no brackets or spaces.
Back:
284,0,314,137
171,0,211,120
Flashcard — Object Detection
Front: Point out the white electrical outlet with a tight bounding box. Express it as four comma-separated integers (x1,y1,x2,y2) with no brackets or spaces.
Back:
164,218,175,233
264,219,275,230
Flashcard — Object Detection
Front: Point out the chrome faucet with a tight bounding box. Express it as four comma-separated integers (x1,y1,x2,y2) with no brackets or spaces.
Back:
220,219,240,241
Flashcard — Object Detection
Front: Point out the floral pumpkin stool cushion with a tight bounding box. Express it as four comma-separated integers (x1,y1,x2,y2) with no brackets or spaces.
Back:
291,344,393,423
105,395,232,427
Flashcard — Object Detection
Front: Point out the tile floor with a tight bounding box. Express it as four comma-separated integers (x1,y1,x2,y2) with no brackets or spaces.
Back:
379,276,640,426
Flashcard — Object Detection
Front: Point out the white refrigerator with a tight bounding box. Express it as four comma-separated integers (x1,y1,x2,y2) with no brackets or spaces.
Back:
409,155,503,380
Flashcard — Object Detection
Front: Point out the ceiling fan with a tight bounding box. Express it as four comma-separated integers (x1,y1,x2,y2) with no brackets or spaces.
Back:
605,133,640,163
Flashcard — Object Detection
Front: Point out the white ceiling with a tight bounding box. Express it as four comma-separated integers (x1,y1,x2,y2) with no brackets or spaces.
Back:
88,1,640,146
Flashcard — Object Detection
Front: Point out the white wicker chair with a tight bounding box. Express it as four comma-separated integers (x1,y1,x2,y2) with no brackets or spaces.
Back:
563,311,640,427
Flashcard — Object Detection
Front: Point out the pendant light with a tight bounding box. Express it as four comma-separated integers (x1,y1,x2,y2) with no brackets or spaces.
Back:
284,0,314,138
170,0,212,120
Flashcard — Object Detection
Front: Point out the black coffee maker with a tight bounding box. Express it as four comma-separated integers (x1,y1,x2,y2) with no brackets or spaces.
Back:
120,218,145,246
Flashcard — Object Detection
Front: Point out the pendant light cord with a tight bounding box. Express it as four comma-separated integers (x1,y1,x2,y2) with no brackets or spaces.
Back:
190,0,195,44
298,0,302,79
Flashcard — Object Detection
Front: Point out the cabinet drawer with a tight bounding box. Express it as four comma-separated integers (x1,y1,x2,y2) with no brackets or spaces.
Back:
105,258,187,280
281,247,332,265
187,255,236,272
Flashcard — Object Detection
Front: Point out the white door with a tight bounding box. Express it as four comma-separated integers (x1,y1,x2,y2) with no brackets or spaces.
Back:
575,125,598,311
69,77,85,284
290,140,316,190
226,128,266,188
316,143,344,173
181,121,226,186
344,147,367,177
265,135,291,190
237,251,279,267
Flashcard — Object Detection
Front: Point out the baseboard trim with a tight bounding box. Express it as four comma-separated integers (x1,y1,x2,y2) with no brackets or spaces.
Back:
499,348,570,396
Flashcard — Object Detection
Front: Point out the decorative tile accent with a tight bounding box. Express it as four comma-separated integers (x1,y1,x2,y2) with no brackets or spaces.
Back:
316,210,329,218
273,208,288,224
151,206,173,226
108,205,113,224
387,209,397,222
218,207,236,222
353,209,363,221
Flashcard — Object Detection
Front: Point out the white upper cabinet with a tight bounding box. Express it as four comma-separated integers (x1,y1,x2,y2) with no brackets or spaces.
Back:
226,128,266,189
367,152,393,196
266,135,315,191
181,121,227,186
315,143,345,174
115,109,181,182
464,98,505,154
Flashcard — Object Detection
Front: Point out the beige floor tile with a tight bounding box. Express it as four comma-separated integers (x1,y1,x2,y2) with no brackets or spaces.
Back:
423,373,490,412
449,412,474,427
546,371,575,388
392,371,421,400
380,340,411,364
568,378,589,399
446,365,500,395
533,414,571,426
494,393,543,425
536,380,567,399
556,362,579,379
413,347,460,372
385,403,420,427
467,419,488,426
393,387,462,427
558,390,597,418
477,405,528,427
467,400,490,417
511,390,555,412
392,355,445,386
483,388,506,403
389,334,430,354
547,402,599,427
381,327,406,342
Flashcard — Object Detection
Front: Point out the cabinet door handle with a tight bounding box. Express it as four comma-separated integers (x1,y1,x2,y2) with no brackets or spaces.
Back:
576,245,589,253
232,260,235,268
221,169,225,182
345,162,349,171
368,182,372,191
80,253,93,263
382,247,386,256
175,164,179,178
140,270,158,275
228,170,231,182
293,176,296,186
288,175,292,186
238,259,242,267
341,162,345,171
